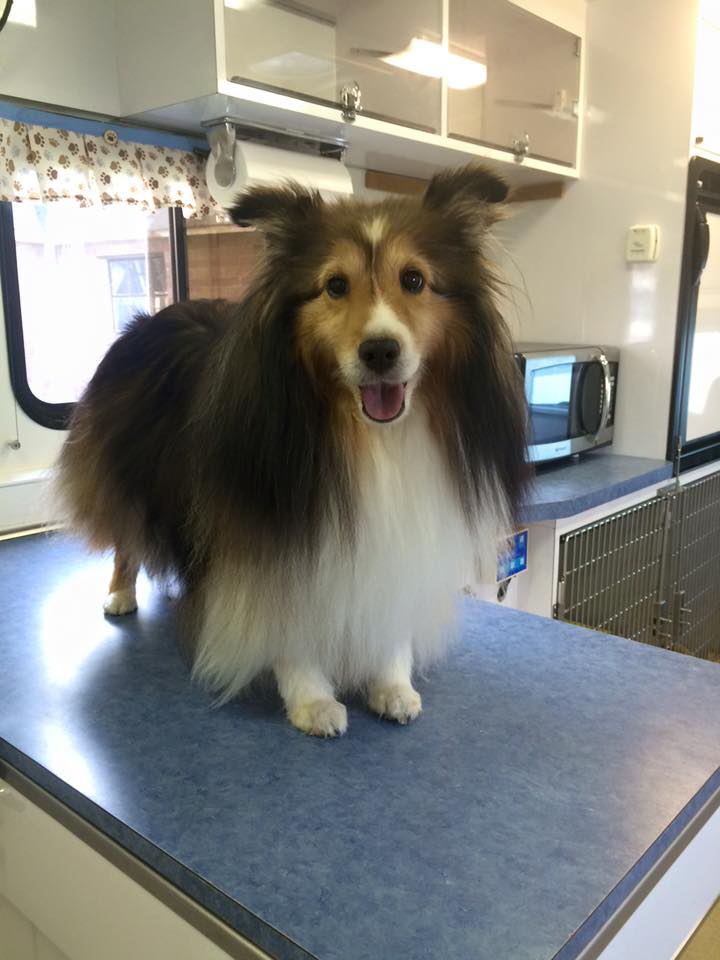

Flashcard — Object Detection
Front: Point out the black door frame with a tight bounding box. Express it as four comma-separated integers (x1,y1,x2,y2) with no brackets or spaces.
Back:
0,202,188,431
668,155,720,472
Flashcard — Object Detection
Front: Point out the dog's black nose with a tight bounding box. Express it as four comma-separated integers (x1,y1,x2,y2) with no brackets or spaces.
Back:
358,338,400,375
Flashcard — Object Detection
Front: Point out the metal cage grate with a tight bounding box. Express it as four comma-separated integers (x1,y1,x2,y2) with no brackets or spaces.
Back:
663,471,720,660
557,498,668,646
556,469,720,661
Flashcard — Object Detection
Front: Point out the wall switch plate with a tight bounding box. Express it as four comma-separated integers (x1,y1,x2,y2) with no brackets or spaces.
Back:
626,224,660,262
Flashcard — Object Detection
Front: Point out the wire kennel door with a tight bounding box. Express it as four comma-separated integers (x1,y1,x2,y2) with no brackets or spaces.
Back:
556,469,720,660
556,497,668,647
659,471,720,660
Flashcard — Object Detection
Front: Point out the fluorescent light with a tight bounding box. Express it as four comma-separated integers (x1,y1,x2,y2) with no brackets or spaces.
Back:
224,0,263,9
381,37,487,90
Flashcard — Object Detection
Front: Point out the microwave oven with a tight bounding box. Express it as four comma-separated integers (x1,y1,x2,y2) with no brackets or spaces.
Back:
514,343,619,464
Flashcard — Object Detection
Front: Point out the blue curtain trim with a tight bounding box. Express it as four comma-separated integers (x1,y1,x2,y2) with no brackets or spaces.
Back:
0,99,206,154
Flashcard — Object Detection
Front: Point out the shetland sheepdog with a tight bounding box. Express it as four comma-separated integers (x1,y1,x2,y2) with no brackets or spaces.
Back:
57,163,529,737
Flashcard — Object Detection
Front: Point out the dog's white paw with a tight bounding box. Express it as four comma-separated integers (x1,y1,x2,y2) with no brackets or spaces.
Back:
368,684,422,724
103,589,138,616
289,699,348,737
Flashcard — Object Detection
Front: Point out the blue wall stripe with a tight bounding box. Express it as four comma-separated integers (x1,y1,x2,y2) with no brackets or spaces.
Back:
0,100,207,153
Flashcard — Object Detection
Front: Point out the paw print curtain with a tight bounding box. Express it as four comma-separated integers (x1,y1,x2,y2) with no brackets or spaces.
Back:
0,117,220,218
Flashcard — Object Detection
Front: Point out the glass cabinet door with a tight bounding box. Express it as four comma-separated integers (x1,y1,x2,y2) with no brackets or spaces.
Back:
223,0,443,134
447,0,580,165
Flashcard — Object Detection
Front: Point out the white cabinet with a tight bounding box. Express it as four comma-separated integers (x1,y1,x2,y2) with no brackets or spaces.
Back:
223,0,446,136
590,803,720,960
448,0,581,166
117,0,585,188
0,772,267,960
0,0,121,117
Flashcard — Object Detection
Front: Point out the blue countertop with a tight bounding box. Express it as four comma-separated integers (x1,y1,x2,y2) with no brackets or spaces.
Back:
1,533,720,960
520,451,673,523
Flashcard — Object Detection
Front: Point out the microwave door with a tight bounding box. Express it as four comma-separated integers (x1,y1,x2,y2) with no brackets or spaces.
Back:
525,354,608,462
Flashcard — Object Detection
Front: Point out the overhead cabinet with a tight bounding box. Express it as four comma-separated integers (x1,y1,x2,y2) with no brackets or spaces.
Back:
448,0,580,167
118,0,584,188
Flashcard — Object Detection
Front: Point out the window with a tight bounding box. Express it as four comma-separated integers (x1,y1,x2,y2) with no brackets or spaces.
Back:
185,216,262,301
106,253,169,332
0,202,186,428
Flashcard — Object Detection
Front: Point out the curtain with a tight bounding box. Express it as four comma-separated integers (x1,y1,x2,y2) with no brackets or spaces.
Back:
0,118,219,218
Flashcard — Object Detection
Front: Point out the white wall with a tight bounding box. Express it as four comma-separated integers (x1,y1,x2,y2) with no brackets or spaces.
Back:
497,0,699,460
0,0,116,529
692,0,720,155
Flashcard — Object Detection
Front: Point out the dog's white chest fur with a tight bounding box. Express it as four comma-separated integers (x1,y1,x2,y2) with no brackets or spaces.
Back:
343,410,476,670
194,409,483,700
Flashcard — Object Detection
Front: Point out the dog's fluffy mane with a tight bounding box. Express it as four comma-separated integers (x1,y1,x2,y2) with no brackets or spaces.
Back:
57,163,529,703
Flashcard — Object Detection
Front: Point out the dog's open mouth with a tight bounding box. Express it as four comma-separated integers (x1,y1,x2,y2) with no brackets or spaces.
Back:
360,382,406,423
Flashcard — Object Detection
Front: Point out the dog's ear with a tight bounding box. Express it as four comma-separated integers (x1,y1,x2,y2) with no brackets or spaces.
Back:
229,182,324,230
423,164,509,211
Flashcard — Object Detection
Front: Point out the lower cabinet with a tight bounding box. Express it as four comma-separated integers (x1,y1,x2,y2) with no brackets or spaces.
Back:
0,772,266,960
1,894,70,960
591,804,720,960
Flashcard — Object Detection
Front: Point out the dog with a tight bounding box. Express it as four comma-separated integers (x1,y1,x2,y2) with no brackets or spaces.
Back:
57,163,529,737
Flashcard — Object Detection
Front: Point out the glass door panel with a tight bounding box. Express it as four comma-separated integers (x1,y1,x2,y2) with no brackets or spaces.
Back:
448,0,580,165
10,203,174,405
223,0,442,133
334,0,442,132
686,210,720,442
224,1,339,105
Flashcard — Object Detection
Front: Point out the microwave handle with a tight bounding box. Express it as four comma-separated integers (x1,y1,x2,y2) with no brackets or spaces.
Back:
592,352,612,440
692,204,710,287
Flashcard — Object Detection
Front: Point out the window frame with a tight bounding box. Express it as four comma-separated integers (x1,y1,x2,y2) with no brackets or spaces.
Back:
0,202,187,430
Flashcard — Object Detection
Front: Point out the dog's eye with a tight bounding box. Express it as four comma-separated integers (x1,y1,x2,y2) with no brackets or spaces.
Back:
326,275,349,299
400,269,424,294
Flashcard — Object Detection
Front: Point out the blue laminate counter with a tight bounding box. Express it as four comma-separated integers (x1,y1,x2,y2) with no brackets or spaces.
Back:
520,451,673,523
1,533,719,960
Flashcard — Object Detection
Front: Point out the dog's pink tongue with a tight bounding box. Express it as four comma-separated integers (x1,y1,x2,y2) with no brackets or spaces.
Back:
361,383,405,422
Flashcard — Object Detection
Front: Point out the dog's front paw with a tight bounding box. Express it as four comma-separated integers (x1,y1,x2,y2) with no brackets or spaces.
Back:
289,699,348,737
103,589,138,616
368,684,422,725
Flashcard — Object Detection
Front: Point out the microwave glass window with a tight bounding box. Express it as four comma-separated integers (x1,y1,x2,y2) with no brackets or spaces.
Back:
526,360,604,445
527,363,573,444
